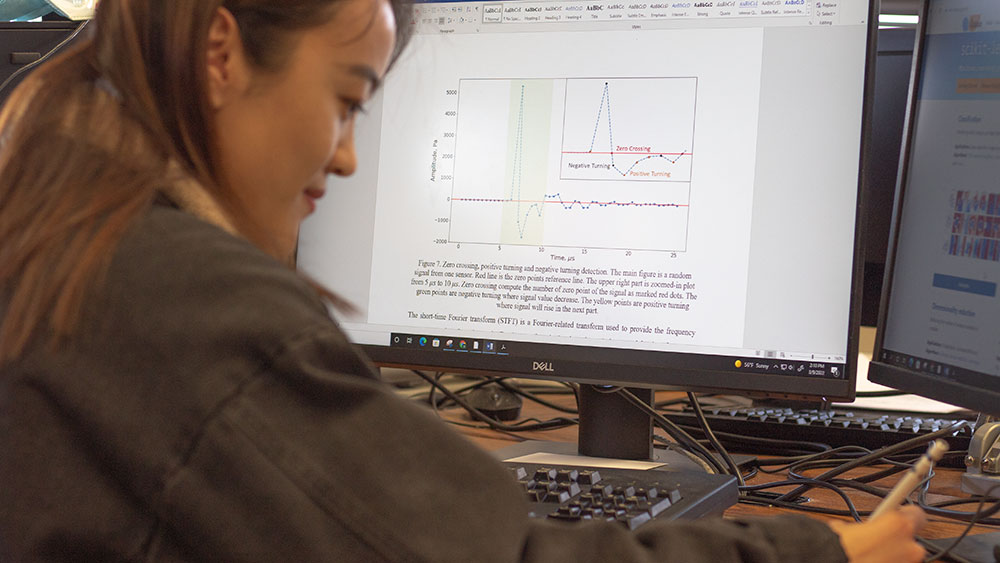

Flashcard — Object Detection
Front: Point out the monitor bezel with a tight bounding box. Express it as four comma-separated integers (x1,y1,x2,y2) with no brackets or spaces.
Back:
869,0,1000,416
351,1,881,404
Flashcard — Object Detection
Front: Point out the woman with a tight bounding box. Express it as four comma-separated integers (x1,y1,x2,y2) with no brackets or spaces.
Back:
0,1,926,561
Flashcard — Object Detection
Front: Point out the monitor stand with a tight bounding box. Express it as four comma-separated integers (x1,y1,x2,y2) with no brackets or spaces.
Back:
494,385,753,474
961,415,1000,497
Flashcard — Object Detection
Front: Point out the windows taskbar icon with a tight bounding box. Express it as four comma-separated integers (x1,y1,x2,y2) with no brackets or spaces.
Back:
391,333,509,356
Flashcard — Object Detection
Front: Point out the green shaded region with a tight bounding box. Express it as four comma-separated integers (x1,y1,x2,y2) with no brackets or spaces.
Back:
501,80,553,246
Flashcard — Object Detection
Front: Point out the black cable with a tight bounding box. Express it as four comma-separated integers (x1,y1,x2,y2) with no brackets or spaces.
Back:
424,370,442,409
423,376,494,408
651,435,725,475
774,421,970,503
413,375,499,408
431,372,457,410
444,417,567,441
762,449,955,477
0,20,89,98
756,446,880,473
766,444,1000,532
742,465,759,481
743,468,934,522
915,467,1000,526
915,487,1000,526
824,478,893,500
687,392,745,487
493,379,578,414
786,456,915,483
739,478,863,521
409,370,578,432
921,496,1000,509
414,375,579,415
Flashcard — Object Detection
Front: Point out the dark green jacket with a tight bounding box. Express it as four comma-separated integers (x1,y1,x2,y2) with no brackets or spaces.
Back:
0,205,847,562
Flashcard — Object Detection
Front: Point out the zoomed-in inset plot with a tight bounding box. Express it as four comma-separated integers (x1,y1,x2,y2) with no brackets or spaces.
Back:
560,77,697,182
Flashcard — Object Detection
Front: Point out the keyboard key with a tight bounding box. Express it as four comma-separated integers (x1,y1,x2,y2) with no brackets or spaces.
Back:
534,468,557,481
542,491,571,504
557,482,582,497
617,511,651,530
592,483,614,497
637,486,658,499
557,505,582,517
647,497,674,517
577,470,601,485
614,485,636,498
555,469,579,483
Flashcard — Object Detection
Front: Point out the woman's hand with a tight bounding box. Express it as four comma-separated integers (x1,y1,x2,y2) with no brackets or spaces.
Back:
828,505,927,563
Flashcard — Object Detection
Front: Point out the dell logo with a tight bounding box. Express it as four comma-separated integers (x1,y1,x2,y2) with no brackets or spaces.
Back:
532,361,555,372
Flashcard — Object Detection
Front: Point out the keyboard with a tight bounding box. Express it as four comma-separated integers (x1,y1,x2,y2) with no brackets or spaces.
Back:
504,461,737,529
662,405,976,466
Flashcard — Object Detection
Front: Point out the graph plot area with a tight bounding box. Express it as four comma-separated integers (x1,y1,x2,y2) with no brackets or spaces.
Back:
560,78,696,182
449,78,693,251
449,79,555,247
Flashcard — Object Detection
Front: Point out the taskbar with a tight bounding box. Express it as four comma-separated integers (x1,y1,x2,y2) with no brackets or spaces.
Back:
880,348,999,391
388,332,848,381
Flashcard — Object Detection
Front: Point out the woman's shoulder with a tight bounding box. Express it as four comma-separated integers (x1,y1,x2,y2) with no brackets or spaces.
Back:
93,204,335,345
128,203,308,283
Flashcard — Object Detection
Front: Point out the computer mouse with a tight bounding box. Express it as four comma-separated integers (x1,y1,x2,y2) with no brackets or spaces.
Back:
465,383,523,421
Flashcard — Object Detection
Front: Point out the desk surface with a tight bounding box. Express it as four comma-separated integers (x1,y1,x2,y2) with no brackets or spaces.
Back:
430,387,998,544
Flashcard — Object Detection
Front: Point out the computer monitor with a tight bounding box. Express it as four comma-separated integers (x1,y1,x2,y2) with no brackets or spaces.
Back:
869,0,1000,418
861,26,916,327
299,0,878,460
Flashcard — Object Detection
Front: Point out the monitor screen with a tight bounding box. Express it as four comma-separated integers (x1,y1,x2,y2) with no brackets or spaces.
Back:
870,0,1000,416
299,0,876,404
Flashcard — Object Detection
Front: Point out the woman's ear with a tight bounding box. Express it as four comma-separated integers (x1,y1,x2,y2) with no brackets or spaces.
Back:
205,7,249,109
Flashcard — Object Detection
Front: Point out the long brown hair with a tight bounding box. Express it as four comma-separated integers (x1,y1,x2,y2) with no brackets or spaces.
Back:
0,0,412,364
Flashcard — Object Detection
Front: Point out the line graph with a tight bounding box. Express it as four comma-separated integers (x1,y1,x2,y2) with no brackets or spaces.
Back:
560,78,696,182
453,194,689,210
447,78,693,251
